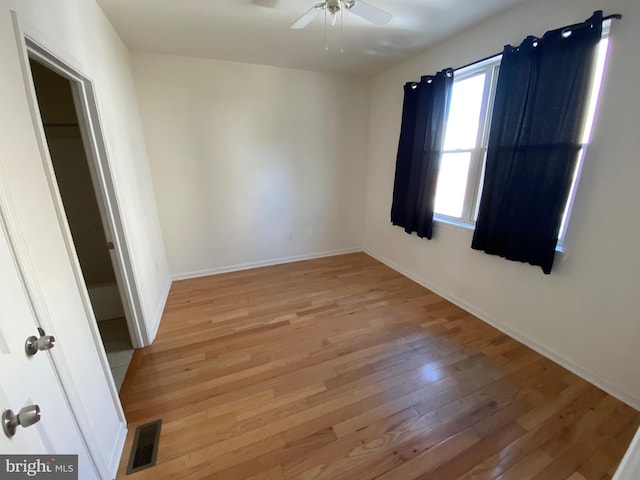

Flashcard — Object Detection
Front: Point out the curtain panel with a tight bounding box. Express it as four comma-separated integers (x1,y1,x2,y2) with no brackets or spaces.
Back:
472,11,603,274
391,68,453,240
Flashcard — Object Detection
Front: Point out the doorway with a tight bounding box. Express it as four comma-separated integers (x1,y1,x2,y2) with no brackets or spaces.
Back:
28,58,134,390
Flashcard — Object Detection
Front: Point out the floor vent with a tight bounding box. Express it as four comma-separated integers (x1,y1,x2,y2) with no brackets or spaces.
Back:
126,419,162,474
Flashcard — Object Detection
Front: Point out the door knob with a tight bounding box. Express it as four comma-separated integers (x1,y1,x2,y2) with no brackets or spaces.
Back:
25,327,55,356
2,404,41,438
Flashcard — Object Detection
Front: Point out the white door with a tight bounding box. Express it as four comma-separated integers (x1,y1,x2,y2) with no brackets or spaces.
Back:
0,213,97,478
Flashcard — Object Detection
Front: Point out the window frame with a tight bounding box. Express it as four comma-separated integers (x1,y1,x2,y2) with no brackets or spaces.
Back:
434,55,501,227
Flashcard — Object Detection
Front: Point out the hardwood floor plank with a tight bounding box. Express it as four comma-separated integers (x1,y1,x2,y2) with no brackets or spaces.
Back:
460,384,610,479
115,253,639,480
378,429,482,480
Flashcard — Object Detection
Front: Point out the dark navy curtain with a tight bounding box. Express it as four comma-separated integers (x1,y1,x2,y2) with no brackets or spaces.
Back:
391,68,453,239
472,11,603,273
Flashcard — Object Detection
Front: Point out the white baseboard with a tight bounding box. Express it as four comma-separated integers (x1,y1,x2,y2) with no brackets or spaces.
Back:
171,247,362,281
87,283,124,321
364,248,640,411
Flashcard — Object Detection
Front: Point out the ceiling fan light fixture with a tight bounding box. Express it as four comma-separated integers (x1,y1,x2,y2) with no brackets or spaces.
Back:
329,10,338,26
327,0,340,25
290,0,392,30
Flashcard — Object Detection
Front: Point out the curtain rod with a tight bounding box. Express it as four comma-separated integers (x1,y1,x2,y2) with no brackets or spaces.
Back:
454,13,622,72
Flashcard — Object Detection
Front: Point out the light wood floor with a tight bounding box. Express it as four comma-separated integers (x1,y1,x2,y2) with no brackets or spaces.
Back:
117,253,639,479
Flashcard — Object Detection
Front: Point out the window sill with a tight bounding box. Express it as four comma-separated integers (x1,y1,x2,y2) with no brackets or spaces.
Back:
433,215,474,235
434,215,566,255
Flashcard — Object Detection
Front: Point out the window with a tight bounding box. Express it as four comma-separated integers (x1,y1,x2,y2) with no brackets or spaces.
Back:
557,34,610,242
434,56,500,223
433,24,611,246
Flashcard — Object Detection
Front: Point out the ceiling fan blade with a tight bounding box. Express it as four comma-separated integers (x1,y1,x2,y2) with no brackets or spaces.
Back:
291,3,324,29
348,0,392,26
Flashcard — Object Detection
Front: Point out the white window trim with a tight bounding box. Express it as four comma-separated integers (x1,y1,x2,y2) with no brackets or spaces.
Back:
434,55,501,227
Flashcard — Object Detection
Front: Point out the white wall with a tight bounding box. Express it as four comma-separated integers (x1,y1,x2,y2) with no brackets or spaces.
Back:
132,53,369,278
0,0,170,475
364,0,640,408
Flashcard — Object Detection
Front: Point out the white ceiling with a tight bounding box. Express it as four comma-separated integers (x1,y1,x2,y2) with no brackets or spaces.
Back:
96,0,527,77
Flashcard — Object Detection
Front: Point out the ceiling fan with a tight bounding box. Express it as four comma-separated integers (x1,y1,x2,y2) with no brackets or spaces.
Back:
291,0,392,29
